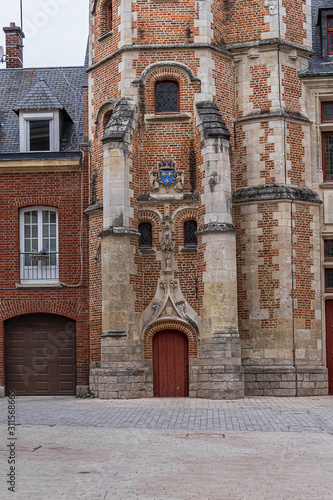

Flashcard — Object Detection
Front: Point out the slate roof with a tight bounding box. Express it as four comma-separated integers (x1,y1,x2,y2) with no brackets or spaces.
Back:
14,80,65,114
300,0,333,77
0,66,87,153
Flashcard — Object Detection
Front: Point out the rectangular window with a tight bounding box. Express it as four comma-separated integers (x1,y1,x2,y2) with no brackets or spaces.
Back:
322,132,333,181
322,102,333,122
325,240,333,261
328,16,333,55
20,207,58,284
326,269,333,291
20,112,59,152
29,120,50,151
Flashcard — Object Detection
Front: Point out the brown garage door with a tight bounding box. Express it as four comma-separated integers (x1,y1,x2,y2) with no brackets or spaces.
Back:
5,314,76,395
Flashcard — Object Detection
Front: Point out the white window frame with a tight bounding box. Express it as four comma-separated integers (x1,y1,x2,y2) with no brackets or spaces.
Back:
19,110,60,152
20,206,59,284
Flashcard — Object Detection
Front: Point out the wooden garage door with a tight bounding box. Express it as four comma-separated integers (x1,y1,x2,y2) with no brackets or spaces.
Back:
153,330,189,397
326,300,333,395
5,314,76,395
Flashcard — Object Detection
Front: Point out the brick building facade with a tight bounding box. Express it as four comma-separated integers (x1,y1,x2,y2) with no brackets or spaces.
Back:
87,0,333,399
0,24,90,396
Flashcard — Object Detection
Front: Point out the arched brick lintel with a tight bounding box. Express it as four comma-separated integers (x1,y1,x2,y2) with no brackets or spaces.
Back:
144,320,198,359
0,300,83,323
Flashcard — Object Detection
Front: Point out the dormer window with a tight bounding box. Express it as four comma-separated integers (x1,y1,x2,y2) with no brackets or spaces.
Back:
19,111,60,152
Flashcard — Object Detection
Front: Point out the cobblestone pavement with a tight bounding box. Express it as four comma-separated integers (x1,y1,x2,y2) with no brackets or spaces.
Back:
0,396,333,500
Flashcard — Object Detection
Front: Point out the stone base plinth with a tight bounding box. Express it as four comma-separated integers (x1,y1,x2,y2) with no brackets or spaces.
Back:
90,334,245,399
244,365,328,397
192,335,244,399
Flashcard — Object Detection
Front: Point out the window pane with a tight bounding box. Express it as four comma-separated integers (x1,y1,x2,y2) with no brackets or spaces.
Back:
324,134,333,180
326,241,333,259
329,33,333,54
139,223,152,246
24,225,30,238
323,103,333,122
329,17,333,29
50,212,56,224
50,224,56,237
30,120,50,151
327,269,333,288
42,211,49,223
155,82,178,113
184,221,197,245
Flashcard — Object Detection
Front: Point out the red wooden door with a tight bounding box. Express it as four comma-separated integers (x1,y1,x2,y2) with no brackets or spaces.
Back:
326,300,333,395
153,329,189,397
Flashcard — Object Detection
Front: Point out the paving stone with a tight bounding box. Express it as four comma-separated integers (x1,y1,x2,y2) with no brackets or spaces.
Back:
0,396,332,499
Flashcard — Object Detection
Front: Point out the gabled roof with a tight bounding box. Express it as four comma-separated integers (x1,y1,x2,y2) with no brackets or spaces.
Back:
13,79,64,114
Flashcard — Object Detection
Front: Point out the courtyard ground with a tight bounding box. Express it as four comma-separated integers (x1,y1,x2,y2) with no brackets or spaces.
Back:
0,395,332,499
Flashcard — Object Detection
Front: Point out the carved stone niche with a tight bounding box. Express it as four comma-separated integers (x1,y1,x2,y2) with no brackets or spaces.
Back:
141,278,200,337
149,160,184,196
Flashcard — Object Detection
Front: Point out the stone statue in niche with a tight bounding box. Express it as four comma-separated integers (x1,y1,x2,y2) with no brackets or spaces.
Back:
161,215,174,274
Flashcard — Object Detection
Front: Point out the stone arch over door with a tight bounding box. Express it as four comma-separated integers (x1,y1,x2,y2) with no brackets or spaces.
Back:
5,313,76,396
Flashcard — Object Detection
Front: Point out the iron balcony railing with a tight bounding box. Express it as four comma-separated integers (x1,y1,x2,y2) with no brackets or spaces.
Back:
20,252,59,283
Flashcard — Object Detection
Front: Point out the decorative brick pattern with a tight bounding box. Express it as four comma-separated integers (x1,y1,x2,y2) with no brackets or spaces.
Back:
144,320,198,359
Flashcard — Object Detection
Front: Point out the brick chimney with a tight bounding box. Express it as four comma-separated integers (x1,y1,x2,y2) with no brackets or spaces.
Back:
3,23,24,68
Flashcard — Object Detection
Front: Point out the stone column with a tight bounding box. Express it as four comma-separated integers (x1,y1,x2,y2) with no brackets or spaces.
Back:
196,101,244,398
91,98,146,398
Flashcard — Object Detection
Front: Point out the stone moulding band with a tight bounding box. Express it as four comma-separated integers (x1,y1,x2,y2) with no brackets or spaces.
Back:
196,222,237,234
101,330,127,338
232,185,322,205
99,227,141,238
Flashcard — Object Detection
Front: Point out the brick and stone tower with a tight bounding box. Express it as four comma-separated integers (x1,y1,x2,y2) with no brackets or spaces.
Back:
88,0,328,398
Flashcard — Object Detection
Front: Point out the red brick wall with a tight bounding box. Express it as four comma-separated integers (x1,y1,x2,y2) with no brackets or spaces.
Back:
0,151,90,388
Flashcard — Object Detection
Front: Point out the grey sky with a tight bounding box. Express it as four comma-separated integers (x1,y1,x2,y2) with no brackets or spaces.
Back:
0,0,89,68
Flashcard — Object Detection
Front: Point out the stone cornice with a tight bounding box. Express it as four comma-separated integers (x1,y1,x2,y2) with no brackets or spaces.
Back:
99,226,140,238
232,185,322,205
196,222,237,235
88,39,312,74
87,43,232,73
235,110,310,125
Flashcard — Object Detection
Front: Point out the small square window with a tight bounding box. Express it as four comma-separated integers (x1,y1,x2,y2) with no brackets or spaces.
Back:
326,268,333,291
139,223,152,247
184,220,197,246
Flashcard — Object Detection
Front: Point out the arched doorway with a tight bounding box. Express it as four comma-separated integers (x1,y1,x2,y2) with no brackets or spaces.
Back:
153,329,189,397
5,313,76,395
